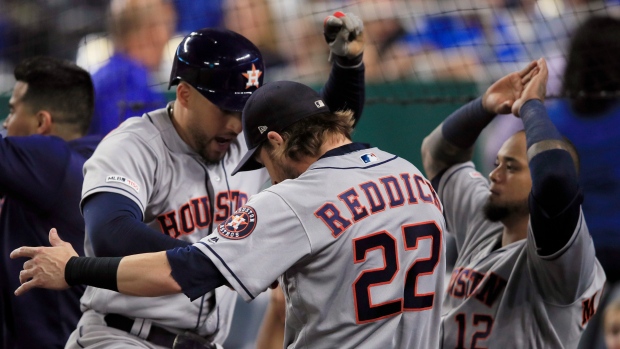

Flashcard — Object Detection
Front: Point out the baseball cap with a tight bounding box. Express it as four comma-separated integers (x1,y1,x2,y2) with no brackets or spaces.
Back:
231,81,331,175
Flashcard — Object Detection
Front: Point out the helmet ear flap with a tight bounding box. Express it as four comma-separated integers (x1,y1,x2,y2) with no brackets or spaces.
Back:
167,29,265,112
168,58,180,90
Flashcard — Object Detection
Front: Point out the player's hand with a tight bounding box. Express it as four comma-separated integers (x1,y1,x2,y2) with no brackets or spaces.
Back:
10,228,77,296
512,58,548,117
323,11,365,63
482,60,538,114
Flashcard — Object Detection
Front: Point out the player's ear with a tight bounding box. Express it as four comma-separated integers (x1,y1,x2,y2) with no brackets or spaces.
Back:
266,131,284,148
176,82,191,109
35,110,53,135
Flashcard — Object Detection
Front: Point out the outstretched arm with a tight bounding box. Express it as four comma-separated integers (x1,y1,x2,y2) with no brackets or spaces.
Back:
421,61,538,180
514,58,581,256
10,229,225,298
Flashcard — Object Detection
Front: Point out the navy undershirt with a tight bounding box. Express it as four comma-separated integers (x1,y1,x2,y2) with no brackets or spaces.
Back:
82,193,190,257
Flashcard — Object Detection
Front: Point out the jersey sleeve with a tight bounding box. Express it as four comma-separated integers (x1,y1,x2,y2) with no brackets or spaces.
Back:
526,209,605,305
193,191,312,302
435,161,490,250
81,131,158,216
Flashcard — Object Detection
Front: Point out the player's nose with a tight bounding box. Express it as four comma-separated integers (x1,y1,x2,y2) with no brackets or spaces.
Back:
489,167,501,183
225,112,242,134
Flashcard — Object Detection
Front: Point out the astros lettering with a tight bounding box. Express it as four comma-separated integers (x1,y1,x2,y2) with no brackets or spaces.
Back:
447,267,507,307
157,190,248,238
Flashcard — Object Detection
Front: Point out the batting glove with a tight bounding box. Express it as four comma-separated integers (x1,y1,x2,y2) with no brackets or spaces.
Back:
324,11,365,67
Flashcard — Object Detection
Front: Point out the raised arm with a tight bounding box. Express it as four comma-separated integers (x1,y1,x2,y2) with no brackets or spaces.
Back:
421,61,538,180
514,58,582,256
320,11,366,125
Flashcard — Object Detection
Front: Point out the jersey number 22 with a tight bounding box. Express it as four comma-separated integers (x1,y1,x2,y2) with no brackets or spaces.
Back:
352,221,442,323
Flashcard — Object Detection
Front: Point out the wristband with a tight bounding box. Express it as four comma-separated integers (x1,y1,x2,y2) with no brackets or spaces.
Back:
333,53,363,68
65,256,122,291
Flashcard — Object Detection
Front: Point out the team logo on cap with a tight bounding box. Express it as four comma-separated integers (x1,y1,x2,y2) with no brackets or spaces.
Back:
242,64,262,89
218,206,257,239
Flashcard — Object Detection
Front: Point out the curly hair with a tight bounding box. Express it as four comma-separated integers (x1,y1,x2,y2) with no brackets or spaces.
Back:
263,109,355,161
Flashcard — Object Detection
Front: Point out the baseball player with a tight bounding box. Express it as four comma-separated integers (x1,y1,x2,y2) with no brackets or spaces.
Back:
59,14,365,349
12,80,447,349
421,58,605,348
0,57,100,349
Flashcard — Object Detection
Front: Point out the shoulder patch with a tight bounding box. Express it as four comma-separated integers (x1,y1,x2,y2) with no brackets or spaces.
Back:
468,171,483,179
106,175,140,192
218,206,257,240
360,152,379,164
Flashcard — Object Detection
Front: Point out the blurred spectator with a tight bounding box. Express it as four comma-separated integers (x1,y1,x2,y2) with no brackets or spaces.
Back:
2,0,107,65
351,0,418,82
544,15,620,349
0,56,100,349
347,0,482,82
173,0,224,33
88,0,176,136
224,0,290,82
605,298,620,349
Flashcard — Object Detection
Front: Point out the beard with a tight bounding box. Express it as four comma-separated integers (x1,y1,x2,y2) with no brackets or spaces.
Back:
273,156,300,182
483,197,529,222
189,128,227,165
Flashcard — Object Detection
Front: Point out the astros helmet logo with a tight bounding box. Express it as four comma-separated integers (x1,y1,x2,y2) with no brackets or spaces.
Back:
242,64,262,89
218,206,257,239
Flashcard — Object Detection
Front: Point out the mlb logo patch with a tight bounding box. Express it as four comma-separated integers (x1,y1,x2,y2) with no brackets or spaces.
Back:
360,153,379,164
314,100,325,108
106,174,140,193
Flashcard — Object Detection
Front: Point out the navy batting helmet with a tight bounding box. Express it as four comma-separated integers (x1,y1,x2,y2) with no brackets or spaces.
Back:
168,28,264,112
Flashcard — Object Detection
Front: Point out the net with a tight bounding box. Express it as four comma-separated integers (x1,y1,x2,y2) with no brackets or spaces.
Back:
0,0,618,103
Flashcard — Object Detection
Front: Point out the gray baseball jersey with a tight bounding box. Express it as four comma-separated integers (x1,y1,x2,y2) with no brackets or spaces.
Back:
436,162,606,349
77,107,269,344
195,144,447,349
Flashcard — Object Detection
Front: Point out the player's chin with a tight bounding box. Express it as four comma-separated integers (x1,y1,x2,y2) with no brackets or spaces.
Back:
202,149,228,164
205,143,232,161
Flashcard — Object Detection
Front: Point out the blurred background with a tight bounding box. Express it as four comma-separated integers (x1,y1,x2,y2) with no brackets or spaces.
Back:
1,1,619,348
0,0,617,173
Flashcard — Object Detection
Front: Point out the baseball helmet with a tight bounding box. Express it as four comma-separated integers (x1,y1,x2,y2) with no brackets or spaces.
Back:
168,28,264,112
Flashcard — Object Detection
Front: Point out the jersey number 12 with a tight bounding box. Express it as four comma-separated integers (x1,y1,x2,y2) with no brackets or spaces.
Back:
352,221,442,324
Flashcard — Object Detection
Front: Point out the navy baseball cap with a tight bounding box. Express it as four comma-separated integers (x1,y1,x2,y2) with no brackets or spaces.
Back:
231,81,331,175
